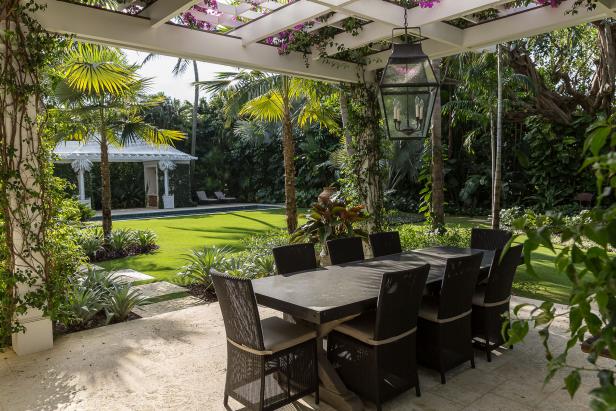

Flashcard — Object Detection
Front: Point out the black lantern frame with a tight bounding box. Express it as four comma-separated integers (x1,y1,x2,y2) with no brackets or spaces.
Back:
379,27,440,140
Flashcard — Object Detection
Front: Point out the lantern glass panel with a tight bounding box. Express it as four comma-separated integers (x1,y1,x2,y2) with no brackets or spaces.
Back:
382,60,436,85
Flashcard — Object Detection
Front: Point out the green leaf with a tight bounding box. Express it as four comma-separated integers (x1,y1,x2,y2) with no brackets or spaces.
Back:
564,370,581,398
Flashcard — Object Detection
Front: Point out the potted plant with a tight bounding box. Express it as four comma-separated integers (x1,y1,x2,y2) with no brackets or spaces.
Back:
291,191,369,265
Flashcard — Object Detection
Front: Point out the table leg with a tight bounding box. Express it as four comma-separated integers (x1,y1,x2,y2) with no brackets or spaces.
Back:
301,317,364,411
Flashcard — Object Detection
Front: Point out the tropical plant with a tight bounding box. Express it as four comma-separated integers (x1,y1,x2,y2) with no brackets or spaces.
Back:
134,229,157,249
108,228,136,253
178,246,233,288
64,287,104,328
105,284,147,323
507,114,616,410
397,224,472,251
291,192,369,254
199,70,338,233
78,230,105,259
53,42,185,241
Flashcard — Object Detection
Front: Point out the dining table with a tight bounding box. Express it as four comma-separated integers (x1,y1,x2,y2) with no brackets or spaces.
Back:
251,246,496,411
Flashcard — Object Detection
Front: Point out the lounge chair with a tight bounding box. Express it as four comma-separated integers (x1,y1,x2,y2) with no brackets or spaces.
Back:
196,191,217,204
214,191,237,202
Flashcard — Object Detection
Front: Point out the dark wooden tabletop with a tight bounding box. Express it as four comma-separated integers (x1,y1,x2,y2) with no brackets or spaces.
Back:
252,247,494,325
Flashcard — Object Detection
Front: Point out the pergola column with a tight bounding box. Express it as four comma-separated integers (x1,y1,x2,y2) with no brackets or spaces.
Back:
71,159,93,208
158,160,176,209
1,17,53,355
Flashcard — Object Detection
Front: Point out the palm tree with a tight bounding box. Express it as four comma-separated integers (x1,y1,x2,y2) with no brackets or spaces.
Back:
492,44,504,229
199,71,338,233
54,43,184,240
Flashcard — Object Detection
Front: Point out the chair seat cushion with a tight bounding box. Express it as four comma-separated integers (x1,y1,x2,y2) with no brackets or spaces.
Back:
334,311,377,343
261,317,316,353
472,285,511,308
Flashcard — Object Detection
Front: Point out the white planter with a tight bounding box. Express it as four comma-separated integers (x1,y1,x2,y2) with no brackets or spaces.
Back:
162,195,175,209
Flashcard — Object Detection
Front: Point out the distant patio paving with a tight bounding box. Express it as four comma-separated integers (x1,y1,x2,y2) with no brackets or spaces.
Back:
0,296,600,411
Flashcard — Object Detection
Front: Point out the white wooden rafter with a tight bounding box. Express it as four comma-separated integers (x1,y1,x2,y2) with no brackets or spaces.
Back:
140,0,201,28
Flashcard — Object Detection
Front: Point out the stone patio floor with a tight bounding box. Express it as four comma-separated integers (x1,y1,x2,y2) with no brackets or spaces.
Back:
0,296,605,411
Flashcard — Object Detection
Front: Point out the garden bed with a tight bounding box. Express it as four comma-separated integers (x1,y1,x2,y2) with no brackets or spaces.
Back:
184,284,218,303
54,311,141,336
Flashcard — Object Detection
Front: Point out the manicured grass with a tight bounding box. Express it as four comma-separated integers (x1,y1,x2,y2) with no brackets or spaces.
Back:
98,210,573,304
98,209,290,281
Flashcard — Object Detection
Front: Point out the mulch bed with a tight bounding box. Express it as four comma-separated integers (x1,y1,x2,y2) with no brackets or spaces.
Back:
90,245,159,263
185,283,218,303
54,311,141,337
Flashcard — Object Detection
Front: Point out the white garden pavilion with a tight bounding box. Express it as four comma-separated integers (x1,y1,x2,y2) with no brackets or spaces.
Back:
8,0,616,363
54,140,197,210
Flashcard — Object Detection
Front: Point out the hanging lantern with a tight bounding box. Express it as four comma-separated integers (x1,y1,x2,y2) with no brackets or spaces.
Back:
379,16,440,140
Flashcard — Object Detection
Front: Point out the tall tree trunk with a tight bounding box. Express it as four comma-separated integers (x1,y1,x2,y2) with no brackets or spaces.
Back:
430,59,445,230
281,77,297,233
490,110,495,204
492,44,503,229
99,109,112,241
190,60,199,187
339,86,354,156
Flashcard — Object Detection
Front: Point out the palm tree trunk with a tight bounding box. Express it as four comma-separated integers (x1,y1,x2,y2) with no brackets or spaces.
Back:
430,59,445,230
339,87,354,156
281,77,297,233
190,60,199,186
99,107,112,241
492,44,503,229
490,110,495,204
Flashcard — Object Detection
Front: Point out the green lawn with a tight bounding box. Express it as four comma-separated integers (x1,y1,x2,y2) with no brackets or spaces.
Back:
98,210,573,304
99,209,290,281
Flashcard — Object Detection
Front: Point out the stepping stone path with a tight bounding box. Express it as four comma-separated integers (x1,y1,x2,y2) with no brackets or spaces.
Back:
110,269,154,283
132,296,203,318
133,281,187,299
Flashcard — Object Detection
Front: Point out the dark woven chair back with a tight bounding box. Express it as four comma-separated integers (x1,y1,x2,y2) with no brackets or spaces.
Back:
327,237,365,265
369,231,402,257
374,264,430,341
438,253,483,320
485,244,523,304
273,243,317,275
471,228,512,250
210,269,265,351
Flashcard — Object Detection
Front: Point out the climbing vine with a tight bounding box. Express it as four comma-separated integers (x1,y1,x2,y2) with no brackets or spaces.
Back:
0,1,80,347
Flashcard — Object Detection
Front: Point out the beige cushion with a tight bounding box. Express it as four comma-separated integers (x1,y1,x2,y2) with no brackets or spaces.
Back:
419,295,472,324
334,311,377,342
261,317,316,353
334,312,417,346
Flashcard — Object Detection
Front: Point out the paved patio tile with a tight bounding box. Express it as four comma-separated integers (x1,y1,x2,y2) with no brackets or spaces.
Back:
133,281,187,299
0,300,593,411
461,392,532,411
109,268,154,283
132,296,203,318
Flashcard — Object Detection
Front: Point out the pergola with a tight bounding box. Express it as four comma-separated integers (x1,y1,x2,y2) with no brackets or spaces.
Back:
54,140,197,210
6,0,616,356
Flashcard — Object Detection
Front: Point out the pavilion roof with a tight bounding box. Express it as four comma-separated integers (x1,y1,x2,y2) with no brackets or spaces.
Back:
37,0,616,83
54,140,197,163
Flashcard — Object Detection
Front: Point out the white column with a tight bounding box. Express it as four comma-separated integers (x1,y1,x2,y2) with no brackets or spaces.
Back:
158,160,176,209
71,159,93,208
2,18,53,355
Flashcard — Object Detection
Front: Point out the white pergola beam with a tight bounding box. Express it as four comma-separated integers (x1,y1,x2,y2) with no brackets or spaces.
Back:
366,0,614,72
37,0,360,83
462,0,613,50
230,0,331,46
139,0,200,28
322,0,509,57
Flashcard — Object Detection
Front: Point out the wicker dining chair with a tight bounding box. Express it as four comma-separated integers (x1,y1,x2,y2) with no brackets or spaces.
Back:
211,269,319,410
369,231,402,257
472,244,523,361
327,264,430,411
417,253,483,384
272,243,318,275
326,237,365,265
470,228,512,250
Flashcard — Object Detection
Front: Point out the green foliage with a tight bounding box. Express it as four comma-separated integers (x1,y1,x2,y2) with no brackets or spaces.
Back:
76,227,158,262
291,193,369,249
60,269,145,329
134,229,157,249
508,114,616,410
397,224,472,251
108,228,136,253
178,246,233,289
105,284,147,324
